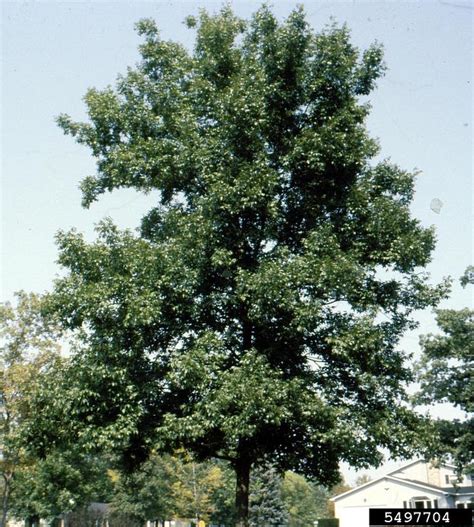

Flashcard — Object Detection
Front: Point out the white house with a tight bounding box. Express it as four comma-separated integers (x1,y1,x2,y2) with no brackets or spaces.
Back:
331,460,474,527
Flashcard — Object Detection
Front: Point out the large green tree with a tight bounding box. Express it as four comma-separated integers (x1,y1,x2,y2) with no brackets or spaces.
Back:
416,267,473,474
36,6,446,526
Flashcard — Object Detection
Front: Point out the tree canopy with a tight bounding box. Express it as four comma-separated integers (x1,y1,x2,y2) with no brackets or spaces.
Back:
416,267,473,474
32,5,447,526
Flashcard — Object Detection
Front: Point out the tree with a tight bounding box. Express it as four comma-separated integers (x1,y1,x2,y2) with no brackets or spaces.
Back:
0,294,113,527
281,471,330,527
249,463,287,526
416,267,473,474
327,480,352,518
208,459,237,526
0,292,62,527
9,449,113,524
111,453,234,525
354,474,372,487
169,455,228,524
38,5,447,526
110,453,176,524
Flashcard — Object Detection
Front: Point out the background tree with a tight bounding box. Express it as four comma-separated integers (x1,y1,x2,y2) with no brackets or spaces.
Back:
416,267,473,474
9,449,113,525
0,292,62,527
36,5,447,526
169,455,227,524
354,474,372,487
327,480,352,518
0,294,113,526
281,471,330,527
111,453,234,525
249,462,287,527
110,453,176,524
208,460,237,526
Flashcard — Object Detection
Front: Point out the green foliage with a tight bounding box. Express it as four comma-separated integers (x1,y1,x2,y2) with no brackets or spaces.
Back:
419,308,473,411
249,463,287,526
282,472,330,527
209,459,237,526
111,454,235,524
416,268,473,473
317,519,339,527
0,292,61,363
110,454,176,523
0,294,114,524
327,481,352,518
168,455,229,523
9,451,113,521
33,5,447,525
0,292,63,526
110,456,333,526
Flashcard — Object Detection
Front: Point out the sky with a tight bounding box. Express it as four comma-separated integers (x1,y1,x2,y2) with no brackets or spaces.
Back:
1,0,473,484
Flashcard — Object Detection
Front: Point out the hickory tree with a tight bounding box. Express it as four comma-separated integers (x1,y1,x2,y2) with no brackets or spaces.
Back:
33,6,446,526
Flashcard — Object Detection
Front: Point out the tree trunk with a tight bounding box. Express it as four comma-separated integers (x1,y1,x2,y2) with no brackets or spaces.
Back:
235,458,251,527
1,473,11,527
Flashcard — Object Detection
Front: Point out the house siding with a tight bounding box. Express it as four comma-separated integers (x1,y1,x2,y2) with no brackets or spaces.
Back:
333,477,449,510
332,461,472,527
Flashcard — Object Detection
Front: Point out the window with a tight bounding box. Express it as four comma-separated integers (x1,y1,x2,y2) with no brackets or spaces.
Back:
433,499,438,508
411,498,432,509
403,501,407,509
414,501,432,509
456,503,465,509
445,475,450,484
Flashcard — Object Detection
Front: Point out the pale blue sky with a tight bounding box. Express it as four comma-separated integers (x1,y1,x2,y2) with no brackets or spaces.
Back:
1,1,472,482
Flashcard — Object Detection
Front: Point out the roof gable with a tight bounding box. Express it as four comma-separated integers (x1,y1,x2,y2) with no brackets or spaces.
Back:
331,476,389,502
332,460,464,502
387,459,456,477
387,476,449,495
331,475,450,502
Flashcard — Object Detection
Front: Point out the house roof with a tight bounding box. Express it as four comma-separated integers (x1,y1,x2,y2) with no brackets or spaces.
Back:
331,460,473,502
331,475,451,502
387,476,450,494
387,459,457,477
330,475,387,502
448,487,474,496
